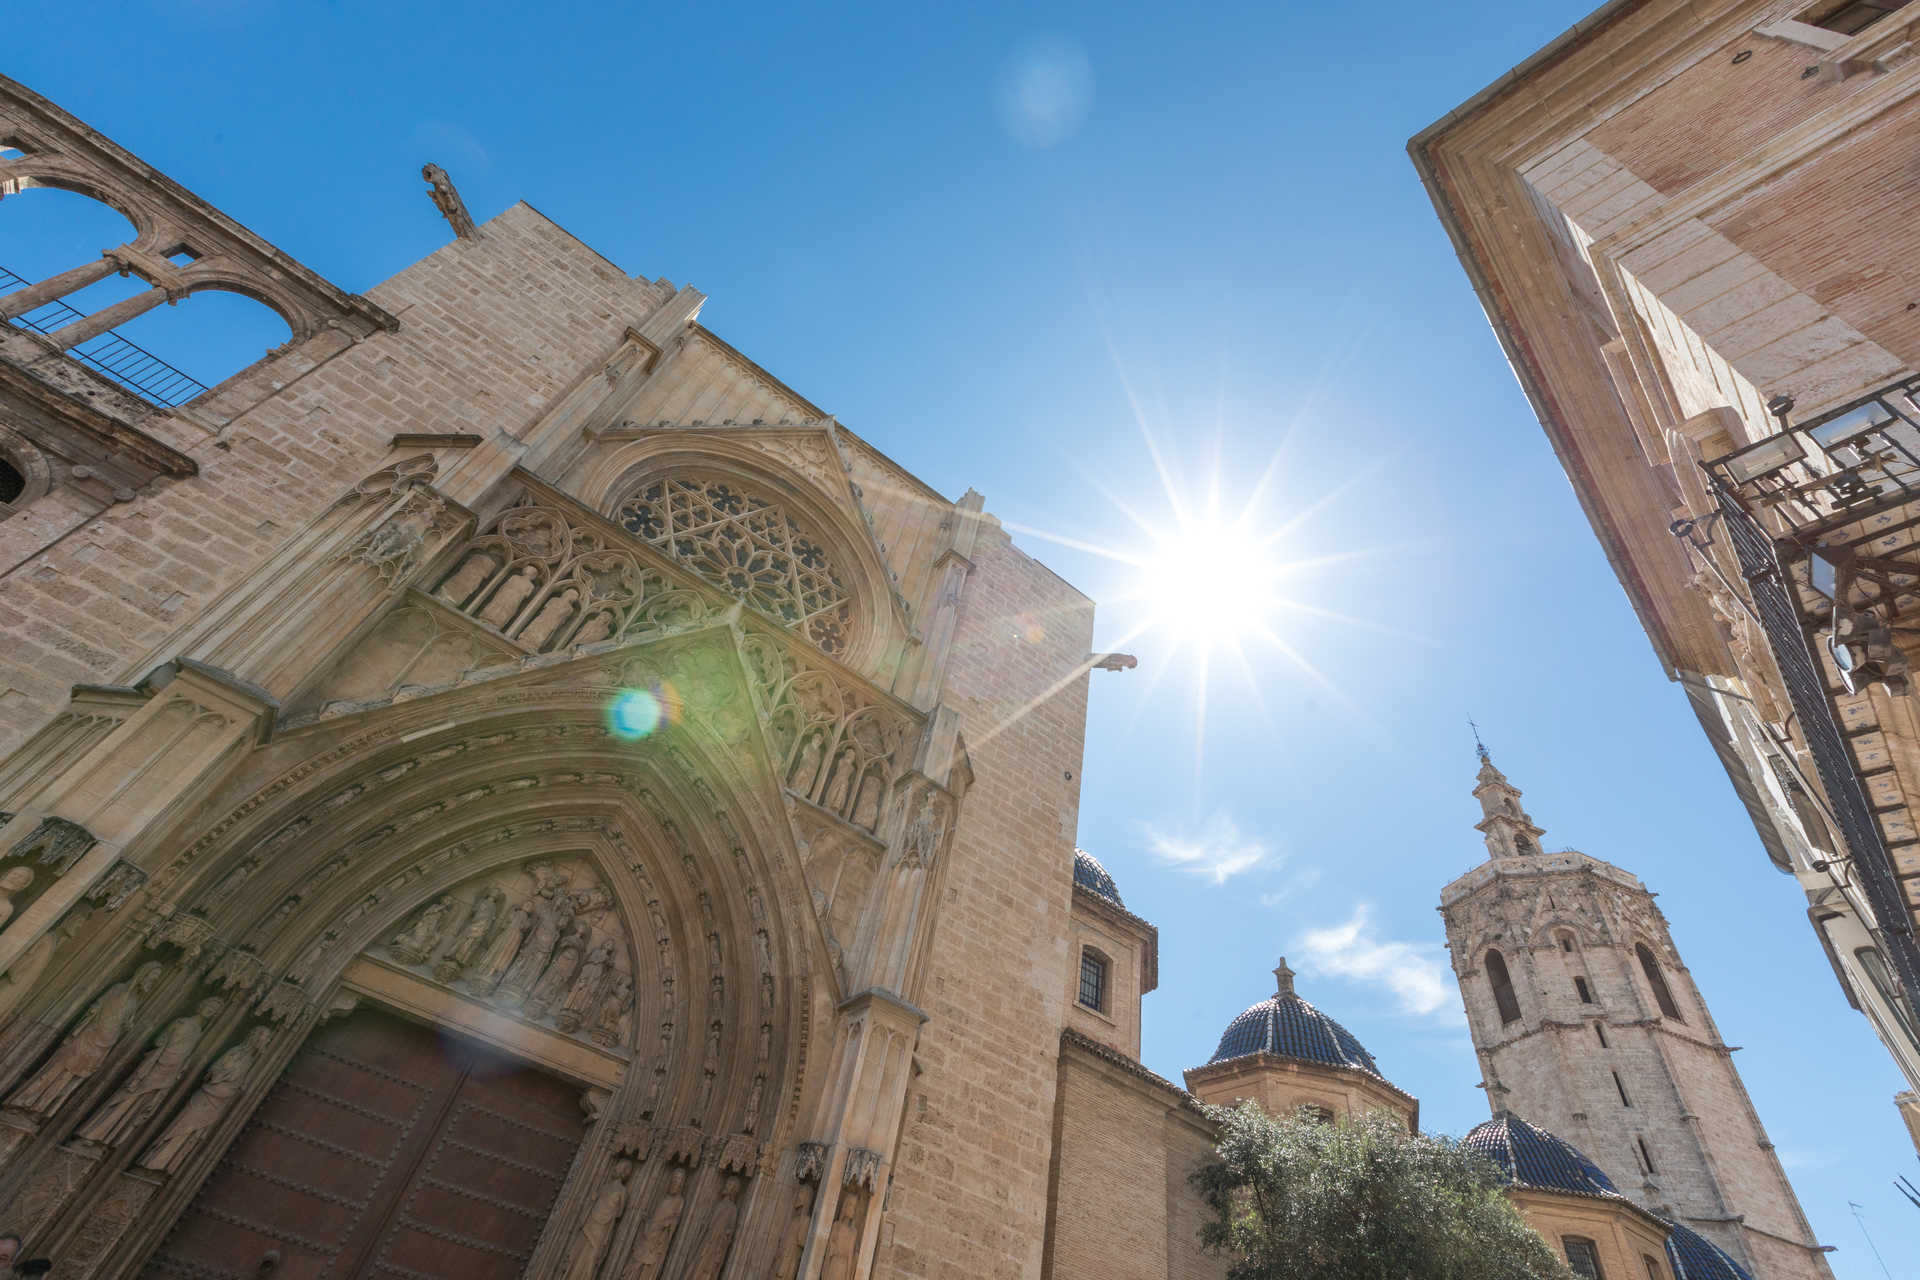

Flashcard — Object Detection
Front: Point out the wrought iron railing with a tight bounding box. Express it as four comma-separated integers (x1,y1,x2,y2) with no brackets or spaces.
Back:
0,264,209,408
1703,375,1920,1008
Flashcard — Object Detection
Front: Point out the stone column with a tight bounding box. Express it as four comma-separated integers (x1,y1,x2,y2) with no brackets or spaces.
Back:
44,285,172,350
0,253,122,321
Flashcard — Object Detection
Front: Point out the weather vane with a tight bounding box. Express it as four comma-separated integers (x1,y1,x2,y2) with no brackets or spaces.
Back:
1470,716,1489,761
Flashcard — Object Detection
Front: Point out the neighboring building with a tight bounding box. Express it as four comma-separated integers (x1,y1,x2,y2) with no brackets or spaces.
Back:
1410,0,1920,1143
1442,749,1832,1279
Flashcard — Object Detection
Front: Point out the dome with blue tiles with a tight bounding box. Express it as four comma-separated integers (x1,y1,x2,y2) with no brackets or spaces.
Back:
1462,1113,1626,1201
1663,1221,1755,1280
1072,848,1124,907
1206,960,1383,1076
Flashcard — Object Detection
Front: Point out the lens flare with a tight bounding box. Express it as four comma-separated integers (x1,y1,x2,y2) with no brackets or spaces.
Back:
607,688,663,741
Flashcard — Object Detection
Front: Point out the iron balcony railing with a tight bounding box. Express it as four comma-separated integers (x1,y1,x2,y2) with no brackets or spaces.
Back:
1702,374,1920,1012
0,264,209,408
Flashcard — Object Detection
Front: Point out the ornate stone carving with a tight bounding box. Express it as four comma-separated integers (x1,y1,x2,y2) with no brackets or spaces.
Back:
83,860,147,912
684,1172,745,1280
843,1146,881,1191
0,865,31,926
783,1186,815,1279
339,485,459,587
422,162,479,239
619,1165,689,1280
388,893,457,964
143,910,218,963
561,1156,632,1280
749,634,909,835
6,961,164,1117
795,1139,828,1183
8,816,95,875
205,947,267,996
137,1024,274,1173
76,996,225,1147
0,920,73,1028
591,973,634,1047
556,938,616,1033
822,1188,864,1280
253,979,309,1024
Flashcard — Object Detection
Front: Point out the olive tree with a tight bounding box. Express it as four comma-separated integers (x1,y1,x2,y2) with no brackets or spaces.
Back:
1191,1103,1572,1280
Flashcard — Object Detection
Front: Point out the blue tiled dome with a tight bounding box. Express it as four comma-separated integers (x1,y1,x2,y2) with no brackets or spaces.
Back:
1073,849,1123,907
1663,1222,1755,1280
1207,969,1382,1076
1462,1113,1625,1200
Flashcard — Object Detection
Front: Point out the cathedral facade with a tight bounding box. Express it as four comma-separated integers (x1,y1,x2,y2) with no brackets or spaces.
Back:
0,72,1842,1280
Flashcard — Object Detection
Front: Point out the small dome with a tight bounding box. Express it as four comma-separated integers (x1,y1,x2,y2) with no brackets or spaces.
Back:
1073,849,1124,907
1663,1222,1755,1280
1207,962,1382,1076
1462,1113,1624,1201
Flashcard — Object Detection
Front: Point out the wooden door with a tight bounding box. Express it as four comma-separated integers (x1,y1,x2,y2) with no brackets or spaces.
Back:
143,1007,586,1280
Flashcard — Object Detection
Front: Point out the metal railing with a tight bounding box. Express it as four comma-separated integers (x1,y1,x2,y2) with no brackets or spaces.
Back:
0,264,209,408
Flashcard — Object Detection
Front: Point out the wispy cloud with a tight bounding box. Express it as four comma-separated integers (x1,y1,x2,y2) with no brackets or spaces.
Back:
1146,812,1270,884
1297,904,1458,1019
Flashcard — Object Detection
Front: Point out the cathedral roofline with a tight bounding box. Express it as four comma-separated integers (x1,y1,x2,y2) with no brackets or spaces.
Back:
1439,848,1646,906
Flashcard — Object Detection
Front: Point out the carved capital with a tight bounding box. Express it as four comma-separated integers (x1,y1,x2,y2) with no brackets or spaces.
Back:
663,1125,706,1168
206,947,268,995
83,859,148,911
795,1140,829,1183
9,816,97,875
843,1146,882,1191
253,979,310,1024
712,1133,761,1176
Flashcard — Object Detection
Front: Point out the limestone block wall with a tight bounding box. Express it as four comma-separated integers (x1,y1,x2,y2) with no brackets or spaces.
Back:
878,526,1094,1279
1043,1034,1227,1280
0,203,671,751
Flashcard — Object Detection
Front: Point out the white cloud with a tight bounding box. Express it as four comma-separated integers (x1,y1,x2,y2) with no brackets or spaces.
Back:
1296,904,1458,1019
1145,813,1270,884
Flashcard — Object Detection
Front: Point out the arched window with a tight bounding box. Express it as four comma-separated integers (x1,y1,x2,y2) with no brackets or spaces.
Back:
1563,1237,1604,1279
614,474,854,655
1485,949,1522,1024
1077,948,1108,1013
1636,943,1683,1021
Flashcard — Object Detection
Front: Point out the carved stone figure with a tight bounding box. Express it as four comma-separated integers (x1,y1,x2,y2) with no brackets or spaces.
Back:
561,1157,633,1280
822,1191,861,1280
591,973,634,1047
77,996,225,1146
468,892,537,994
685,1173,744,1280
0,864,32,926
435,548,499,608
436,887,503,983
740,1074,765,1135
557,940,616,1033
784,1188,814,1278
527,920,591,1017
520,587,579,649
478,566,538,629
8,961,164,1117
619,1165,689,1280
388,894,456,965
500,887,572,1004
573,611,615,646
138,1024,273,1173
573,883,613,916
0,919,69,1029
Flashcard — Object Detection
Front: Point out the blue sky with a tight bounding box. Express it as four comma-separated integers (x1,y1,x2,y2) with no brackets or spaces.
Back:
10,1,1917,1273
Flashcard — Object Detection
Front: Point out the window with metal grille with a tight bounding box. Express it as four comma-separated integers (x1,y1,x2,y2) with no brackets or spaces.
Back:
1637,944,1684,1021
1078,950,1107,1012
1564,1238,1604,1279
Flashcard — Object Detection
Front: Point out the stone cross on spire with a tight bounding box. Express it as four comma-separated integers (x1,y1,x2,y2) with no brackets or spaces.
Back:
1472,745,1547,860
1273,956,1295,997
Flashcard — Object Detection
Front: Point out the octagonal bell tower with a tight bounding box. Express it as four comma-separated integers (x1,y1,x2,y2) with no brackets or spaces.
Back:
1439,743,1831,1280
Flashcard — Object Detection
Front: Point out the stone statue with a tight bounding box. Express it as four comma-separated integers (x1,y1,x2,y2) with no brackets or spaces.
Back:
468,892,537,995
478,566,538,629
388,894,456,965
138,1025,273,1173
685,1173,744,1280
783,1188,814,1278
572,611,615,646
519,587,579,650
7,961,164,1117
435,549,499,608
0,919,71,1029
557,940,616,1033
790,733,824,794
77,996,226,1146
527,920,590,1017
740,1074,766,1135
619,1165,689,1280
0,864,33,928
561,1157,633,1280
591,973,633,1047
822,1191,862,1280
436,887,503,983
500,887,572,1005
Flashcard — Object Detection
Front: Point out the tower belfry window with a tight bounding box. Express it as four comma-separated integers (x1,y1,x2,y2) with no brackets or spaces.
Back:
1636,943,1684,1021
1486,949,1522,1024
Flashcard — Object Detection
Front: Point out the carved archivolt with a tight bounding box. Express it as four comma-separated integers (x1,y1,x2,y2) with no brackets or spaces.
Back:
433,494,717,653
614,474,853,656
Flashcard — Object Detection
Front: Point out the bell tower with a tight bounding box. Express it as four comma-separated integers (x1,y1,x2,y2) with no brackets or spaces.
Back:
1440,745,1833,1280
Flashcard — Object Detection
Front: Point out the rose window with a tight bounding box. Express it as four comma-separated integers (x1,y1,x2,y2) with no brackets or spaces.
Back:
615,476,853,654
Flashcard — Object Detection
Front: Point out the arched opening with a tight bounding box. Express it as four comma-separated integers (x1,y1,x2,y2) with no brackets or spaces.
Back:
0,185,141,293
106,285,292,405
1635,943,1683,1021
1485,948,1522,1024
0,456,23,504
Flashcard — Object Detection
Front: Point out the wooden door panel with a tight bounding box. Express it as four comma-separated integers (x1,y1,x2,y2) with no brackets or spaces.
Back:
145,1008,586,1280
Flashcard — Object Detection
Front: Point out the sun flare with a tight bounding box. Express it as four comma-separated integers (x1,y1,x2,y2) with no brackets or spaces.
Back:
1135,511,1287,657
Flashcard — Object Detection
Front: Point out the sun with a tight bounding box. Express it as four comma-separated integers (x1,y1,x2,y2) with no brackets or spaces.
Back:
1135,508,1288,657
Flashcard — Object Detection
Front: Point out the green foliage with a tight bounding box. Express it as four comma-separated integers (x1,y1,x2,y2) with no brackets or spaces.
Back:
1191,1103,1574,1280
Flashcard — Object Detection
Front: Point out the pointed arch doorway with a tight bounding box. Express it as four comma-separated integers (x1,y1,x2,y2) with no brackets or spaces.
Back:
142,1004,588,1279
